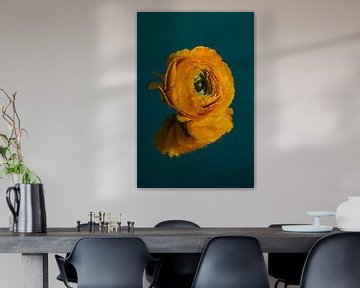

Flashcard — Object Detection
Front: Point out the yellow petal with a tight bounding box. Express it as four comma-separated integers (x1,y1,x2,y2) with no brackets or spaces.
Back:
149,81,163,90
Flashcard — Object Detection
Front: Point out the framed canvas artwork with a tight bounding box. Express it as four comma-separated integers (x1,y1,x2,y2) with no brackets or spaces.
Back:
137,12,254,188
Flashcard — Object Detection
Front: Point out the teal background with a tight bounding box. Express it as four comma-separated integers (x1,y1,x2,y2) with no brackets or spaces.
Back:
137,12,254,188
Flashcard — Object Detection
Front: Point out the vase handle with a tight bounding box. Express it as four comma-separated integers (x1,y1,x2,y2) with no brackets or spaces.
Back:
6,186,20,224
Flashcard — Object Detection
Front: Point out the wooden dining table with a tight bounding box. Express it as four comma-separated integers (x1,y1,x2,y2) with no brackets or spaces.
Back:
0,226,339,288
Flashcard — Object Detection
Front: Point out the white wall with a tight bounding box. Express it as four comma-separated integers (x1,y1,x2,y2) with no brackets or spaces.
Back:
0,0,360,287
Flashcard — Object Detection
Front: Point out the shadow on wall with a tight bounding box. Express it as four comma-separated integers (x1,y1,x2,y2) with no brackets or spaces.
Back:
260,31,360,62
257,9,360,212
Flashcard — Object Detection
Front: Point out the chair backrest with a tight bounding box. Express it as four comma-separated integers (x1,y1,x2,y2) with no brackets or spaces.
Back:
300,232,360,288
150,220,201,287
191,236,270,288
155,219,200,228
66,237,154,288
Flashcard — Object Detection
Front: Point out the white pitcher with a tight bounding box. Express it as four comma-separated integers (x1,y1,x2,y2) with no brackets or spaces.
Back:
336,196,360,231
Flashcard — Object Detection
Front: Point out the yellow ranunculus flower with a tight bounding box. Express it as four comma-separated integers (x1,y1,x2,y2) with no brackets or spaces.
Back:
149,46,235,157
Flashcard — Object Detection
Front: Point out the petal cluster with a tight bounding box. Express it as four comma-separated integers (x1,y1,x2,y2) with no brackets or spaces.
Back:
150,46,235,157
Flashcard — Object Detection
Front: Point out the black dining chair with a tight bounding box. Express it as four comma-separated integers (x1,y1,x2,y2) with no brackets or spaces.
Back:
56,223,99,284
268,224,308,288
300,232,360,288
146,220,201,288
55,237,161,288
191,236,270,288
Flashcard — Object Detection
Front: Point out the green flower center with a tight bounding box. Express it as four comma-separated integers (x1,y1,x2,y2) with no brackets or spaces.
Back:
194,73,209,96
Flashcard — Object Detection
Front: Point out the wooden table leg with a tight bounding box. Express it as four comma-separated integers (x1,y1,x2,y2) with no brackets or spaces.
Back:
22,253,48,288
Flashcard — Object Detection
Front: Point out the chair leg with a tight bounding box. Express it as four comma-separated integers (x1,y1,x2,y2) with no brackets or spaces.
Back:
274,280,289,288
